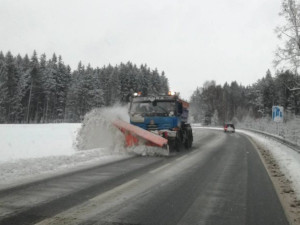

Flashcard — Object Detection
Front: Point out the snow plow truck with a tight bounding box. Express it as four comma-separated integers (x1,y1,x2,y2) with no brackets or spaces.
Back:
113,91,193,153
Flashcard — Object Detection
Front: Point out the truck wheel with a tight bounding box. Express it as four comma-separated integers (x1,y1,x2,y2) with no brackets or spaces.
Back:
184,139,191,149
184,126,193,149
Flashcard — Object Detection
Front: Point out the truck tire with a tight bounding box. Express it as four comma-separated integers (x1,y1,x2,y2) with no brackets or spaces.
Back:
184,125,193,149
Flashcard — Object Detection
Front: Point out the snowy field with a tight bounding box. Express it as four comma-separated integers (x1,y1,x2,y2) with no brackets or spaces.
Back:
0,123,131,189
0,124,80,162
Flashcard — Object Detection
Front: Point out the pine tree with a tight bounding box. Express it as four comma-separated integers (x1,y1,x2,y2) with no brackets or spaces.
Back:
56,56,71,121
26,50,43,123
160,71,169,94
0,59,8,123
108,69,121,104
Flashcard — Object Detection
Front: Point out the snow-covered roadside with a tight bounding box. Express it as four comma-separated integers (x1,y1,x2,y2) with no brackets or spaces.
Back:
0,123,131,190
0,148,132,189
238,116,300,146
0,124,80,162
238,129,300,199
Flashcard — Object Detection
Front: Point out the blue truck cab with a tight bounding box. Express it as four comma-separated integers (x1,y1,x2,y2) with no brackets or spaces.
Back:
129,92,193,151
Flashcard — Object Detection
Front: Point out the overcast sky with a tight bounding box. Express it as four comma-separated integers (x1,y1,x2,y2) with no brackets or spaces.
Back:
0,0,282,99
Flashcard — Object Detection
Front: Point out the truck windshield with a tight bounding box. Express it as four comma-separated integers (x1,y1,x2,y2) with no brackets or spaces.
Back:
130,101,175,116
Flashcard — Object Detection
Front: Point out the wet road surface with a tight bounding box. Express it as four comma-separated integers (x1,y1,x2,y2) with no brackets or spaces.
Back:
0,129,289,225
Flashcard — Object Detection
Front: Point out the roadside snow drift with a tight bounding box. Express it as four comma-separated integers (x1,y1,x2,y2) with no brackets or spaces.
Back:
0,106,133,188
0,123,80,163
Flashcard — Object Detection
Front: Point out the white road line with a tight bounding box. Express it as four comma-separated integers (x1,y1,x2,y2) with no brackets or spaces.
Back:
149,163,171,174
188,150,199,155
90,179,139,202
176,155,188,161
35,179,140,225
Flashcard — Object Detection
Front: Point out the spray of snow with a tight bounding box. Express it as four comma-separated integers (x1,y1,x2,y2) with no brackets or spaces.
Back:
76,105,129,152
76,105,169,156
130,146,169,156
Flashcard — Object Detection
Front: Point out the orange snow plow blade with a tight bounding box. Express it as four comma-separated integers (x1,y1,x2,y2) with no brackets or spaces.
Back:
112,119,168,148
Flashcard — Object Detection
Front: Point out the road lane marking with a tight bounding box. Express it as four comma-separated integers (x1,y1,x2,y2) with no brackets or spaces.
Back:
176,155,188,161
149,163,171,174
188,150,199,155
35,179,140,225
90,179,139,202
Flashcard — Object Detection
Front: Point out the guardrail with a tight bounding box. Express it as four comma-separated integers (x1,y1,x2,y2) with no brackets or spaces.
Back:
239,128,300,154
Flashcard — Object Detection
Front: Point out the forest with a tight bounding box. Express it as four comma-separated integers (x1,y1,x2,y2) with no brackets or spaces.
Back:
189,69,300,125
0,51,169,123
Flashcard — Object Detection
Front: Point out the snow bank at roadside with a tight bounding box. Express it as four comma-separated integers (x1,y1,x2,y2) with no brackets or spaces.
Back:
238,116,300,146
0,122,131,189
0,148,131,189
0,123,81,163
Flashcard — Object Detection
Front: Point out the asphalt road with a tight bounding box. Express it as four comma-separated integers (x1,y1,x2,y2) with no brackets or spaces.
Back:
0,129,289,225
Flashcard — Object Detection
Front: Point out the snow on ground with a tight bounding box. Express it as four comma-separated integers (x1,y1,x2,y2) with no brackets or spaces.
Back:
0,123,80,163
238,116,300,146
0,120,132,189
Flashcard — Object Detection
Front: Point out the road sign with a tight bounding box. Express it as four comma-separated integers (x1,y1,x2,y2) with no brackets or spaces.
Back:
272,106,284,122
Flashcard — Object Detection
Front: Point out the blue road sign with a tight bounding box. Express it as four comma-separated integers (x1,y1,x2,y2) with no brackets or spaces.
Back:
272,106,283,122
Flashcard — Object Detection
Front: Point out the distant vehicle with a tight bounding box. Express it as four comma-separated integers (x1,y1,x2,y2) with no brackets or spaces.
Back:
224,123,235,133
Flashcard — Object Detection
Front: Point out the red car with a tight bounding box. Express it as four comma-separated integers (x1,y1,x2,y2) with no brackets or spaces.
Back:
224,123,235,133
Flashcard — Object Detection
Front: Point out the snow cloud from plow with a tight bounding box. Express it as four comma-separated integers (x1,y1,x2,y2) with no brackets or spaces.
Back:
76,105,129,152
76,105,169,156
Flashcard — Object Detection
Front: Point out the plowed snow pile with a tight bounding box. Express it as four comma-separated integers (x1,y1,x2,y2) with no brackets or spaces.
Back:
0,122,130,188
76,106,168,156
76,106,129,152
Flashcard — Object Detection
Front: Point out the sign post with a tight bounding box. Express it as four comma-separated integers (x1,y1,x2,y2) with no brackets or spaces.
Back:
272,106,284,135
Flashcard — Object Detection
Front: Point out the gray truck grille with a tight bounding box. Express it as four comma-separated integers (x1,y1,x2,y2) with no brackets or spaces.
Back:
147,124,158,130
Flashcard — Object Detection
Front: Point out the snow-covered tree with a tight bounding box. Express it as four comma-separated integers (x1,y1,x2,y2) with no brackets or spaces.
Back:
274,0,300,91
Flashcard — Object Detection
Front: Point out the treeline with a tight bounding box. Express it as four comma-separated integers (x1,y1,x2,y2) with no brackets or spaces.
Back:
190,70,300,125
0,51,169,123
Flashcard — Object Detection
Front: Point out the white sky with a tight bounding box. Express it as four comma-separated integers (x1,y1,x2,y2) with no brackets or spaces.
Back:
0,0,282,100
